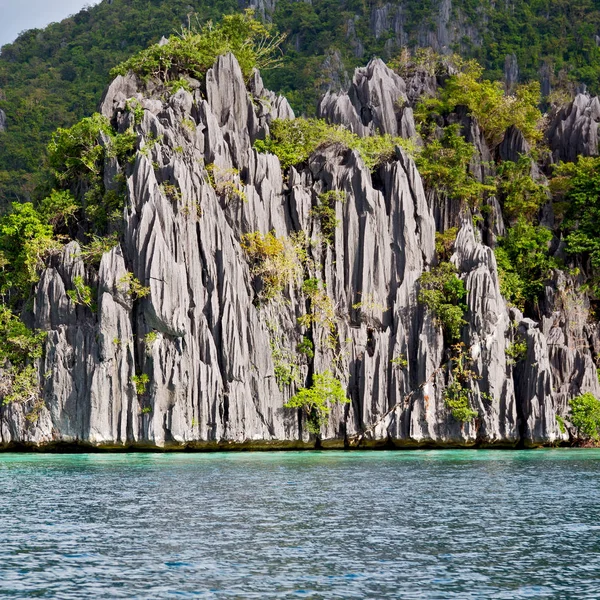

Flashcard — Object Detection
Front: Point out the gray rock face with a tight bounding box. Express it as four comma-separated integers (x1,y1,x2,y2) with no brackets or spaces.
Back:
318,58,415,138
504,54,519,94
497,125,530,163
246,0,277,22
0,109,6,132
370,3,406,48
318,50,350,93
547,94,600,162
1,54,598,450
100,73,139,118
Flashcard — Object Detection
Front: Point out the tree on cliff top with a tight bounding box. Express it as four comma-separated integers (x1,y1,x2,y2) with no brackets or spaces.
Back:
111,10,285,84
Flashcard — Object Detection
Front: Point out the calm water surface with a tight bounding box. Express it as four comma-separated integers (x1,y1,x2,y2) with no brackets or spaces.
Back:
0,449,599,599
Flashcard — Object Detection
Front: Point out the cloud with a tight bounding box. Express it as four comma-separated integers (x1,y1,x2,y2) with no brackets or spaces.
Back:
0,0,99,47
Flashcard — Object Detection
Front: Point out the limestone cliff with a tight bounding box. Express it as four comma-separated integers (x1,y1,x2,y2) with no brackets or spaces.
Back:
1,54,599,450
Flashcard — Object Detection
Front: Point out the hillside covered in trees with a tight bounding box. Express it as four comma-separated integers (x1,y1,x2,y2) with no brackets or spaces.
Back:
1,0,600,205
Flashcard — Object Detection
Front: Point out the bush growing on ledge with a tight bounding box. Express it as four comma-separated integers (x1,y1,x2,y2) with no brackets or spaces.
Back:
0,305,46,405
118,273,150,301
435,228,459,261
310,190,346,245
67,275,96,311
418,262,467,343
554,156,600,298
241,231,304,301
111,10,285,85
569,393,600,440
0,202,60,299
47,113,137,233
284,371,349,434
132,373,150,396
254,118,414,171
443,343,479,423
415,58,543,149
494,217,555,309
415,125,494,207
497,157,548,224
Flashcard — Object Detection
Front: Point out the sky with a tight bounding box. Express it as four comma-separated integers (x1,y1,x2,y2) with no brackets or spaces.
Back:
0,0,99,48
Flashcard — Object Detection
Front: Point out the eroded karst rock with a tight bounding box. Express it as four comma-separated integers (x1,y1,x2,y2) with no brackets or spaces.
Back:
1,54,597,450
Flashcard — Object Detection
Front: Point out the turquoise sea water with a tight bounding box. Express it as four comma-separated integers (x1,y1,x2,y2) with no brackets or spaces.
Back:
1,450,599,599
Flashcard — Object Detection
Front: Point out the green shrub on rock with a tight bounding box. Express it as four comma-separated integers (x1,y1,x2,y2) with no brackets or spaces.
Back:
241,231,304,301
284,371,349,434
0,305,46,405
443,343,479,423
254,118,414,171
111,10,284,85
415,125,493,207
0,202,59,298
569,393,600,440
494,217,555,309
554,156,600,297
47,112,136,232
496,157,548,224
418,262,467,343
415,59,542,149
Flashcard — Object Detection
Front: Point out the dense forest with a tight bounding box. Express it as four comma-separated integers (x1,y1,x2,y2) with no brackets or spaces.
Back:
1,0,600,205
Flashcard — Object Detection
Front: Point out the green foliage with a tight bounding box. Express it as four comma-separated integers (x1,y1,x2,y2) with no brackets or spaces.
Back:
310,190,345,245
554,157,600,297
497,157,548,224
3,365,40,405
125,98,145,125
569,393,600,440
556,415,567,434
206,164,246,203
48,114,112,185
353,134,417,171
418,262,467,343
160,182,182,203
494,217,555,308
118,273,150,300
270,340,300,388
241,231,304,301
132,373,150,396
435,228,459,261
284,370,349,434
145,331,158,349
254,118,413,171
0,202,59,297
66,275,96,310
296,336,314,359
506,338,528,365
112,10,284,84
0,305,45,367
0,305,46,405
47,113,135,232
443,343,479,423
391,354,408,369
298,278,337,348
416,59,543,148
37,190,79,230
415,125,493,206
254,119,332,169
78,233,120,266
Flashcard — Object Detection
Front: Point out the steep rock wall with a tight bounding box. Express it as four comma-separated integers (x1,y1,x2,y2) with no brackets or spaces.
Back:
1,54,598,450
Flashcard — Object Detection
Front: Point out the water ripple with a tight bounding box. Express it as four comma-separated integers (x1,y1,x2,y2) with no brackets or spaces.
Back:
0,449,599,598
